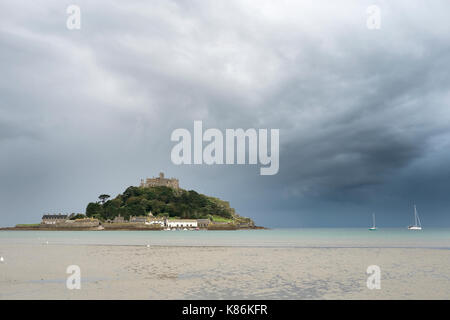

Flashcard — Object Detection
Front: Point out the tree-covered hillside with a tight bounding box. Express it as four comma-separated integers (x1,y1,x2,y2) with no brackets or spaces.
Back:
85,186,248,222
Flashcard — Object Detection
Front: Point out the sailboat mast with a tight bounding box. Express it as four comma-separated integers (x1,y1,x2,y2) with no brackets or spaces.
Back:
415,206,422,227
414,205,418,226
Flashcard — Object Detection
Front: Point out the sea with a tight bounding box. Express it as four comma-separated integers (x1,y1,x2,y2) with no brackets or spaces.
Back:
1,228,450,248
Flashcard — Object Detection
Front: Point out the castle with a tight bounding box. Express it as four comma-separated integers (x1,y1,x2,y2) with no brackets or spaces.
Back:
140,172,179,189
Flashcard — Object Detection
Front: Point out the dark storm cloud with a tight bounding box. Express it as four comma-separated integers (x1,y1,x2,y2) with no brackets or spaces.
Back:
1,0,450,227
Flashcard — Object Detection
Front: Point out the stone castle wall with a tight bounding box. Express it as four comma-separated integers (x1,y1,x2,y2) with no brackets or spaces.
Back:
64,219,100,227
140,172,179,189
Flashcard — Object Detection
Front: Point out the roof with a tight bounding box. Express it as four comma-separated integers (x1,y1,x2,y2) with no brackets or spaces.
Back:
169,219,197,222
42,214,68,219
197,219,211,223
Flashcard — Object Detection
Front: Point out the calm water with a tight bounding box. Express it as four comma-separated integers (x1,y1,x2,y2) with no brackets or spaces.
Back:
1,228,450,248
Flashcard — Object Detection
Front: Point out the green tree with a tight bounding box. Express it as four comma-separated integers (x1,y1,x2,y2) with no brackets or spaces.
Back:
99,194,110,204
86,202,103,217
85,185,244,223
70,214,86,220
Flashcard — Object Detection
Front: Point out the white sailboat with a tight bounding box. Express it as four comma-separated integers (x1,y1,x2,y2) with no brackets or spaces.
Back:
408,205,422,230
369,213,377,231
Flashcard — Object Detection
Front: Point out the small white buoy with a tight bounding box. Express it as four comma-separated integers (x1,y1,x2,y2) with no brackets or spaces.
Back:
0,256,4,263
46,241,49,245
146,244,150,248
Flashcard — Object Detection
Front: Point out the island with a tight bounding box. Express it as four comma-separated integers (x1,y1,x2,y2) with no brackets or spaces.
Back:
2,173,263,231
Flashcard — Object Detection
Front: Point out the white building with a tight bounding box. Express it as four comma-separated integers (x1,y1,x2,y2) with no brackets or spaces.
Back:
167,219,197,229
145,219,166,227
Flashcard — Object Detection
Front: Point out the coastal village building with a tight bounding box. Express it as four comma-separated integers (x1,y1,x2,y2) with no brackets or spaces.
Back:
167,219,198,229
130,216,148,223
140,172,179,189
197,219,211,228
41,215,100,228
113,215,125,223
40,213,233,230
41,214,68,225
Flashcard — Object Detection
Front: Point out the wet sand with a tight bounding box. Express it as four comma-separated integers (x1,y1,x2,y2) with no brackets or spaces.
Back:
0,244,449,299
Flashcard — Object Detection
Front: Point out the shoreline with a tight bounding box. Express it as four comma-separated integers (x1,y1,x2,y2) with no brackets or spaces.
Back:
3,242,450,250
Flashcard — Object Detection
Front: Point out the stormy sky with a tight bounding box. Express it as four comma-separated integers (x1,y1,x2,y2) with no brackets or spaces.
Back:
1,0,450,227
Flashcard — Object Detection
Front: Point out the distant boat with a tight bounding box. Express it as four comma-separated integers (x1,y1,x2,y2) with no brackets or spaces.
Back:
369,213,377,231
408,205,422,230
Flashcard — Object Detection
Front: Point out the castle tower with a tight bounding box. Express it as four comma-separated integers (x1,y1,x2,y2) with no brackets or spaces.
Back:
140,172,179,189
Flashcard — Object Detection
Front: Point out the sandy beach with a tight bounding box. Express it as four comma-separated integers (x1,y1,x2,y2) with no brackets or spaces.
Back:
1,243,449,299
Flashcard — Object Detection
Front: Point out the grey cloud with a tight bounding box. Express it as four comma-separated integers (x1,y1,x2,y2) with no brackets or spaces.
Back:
1,0,450,227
